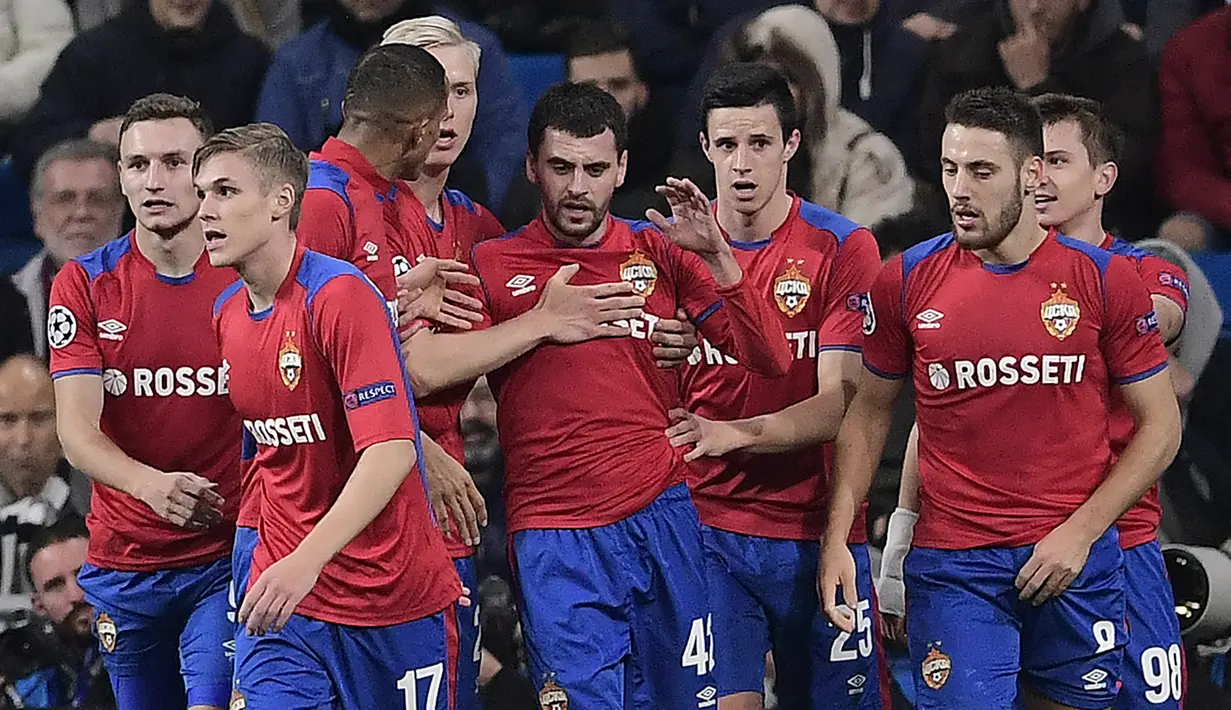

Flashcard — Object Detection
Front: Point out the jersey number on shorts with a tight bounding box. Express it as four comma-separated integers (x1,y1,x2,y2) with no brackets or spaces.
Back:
683,614,715,676
1142,644,1183,704
398,663,444,710
830,599,873,662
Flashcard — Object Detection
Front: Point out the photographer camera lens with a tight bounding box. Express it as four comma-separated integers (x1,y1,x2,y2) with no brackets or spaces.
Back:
1163,542,1231,642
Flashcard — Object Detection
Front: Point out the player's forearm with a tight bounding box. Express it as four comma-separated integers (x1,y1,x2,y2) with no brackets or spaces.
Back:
735,388,848,455
701,276,790,378
58,416,161,498
292,439,417,569
696,249,743,289
825,398,895,544
897,424,921,512
405,311,552,396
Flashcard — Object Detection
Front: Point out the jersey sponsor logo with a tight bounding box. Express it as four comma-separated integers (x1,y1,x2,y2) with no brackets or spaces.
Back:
96,612,117,653
921,645,951,690
860,293,875,336
229,689,246,710
244,414,327,447
278,331,303,391
363,240,379,262
1041,283,1081,340
507,274,536,296
97,319,127,341
927,362,951,390
392,254,411,278
344,380,397,410
1158,272,1189,300
773,259,810,317
1135,310,1159,336
931,354,1087,390
47,305,77,349
620,250,657,297
687,329,817,366
125,364,231,397
539,677,568,710
915,309,944,330
102,368,127,396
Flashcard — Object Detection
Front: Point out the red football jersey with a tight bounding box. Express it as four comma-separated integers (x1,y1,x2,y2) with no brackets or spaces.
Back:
47,234,239,571
1098,233,1190,548
862,233,1169,549
681,198,881,542
213,246,459,626
400,188,506,558
470,215,790,533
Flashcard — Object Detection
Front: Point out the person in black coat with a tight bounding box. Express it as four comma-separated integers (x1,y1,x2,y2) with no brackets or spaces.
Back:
12,0,269,184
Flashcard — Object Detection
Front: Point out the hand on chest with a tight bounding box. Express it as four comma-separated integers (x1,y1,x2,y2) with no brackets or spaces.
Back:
489,250,677,321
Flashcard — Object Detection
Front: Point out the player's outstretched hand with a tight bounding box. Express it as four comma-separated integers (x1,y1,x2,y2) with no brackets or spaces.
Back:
646,178,726,258
666,409,746,461
398,257,479,294
818,539,860,634
1014,522,1094,606
535,264,645,344
398,258,484,332
239,551,323,636
651,310,698,368
138,471,224,529
424,443,487,547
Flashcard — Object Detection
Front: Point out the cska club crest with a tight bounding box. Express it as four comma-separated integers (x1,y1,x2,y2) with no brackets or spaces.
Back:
96,612,117,653
278,331,303,391
1041,282,1081,340
620,250,658,297
921,646,952,690
539,678,569,710
773,259,811,317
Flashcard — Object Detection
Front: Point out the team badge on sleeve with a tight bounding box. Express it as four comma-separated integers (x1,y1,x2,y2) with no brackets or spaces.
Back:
278,331,303,391
1135,310,1160,336
773,259,810,317
539,677,569,710
620,250,658,297
96,612,117,652
1041,283,1081,340
921,644,952,690
46,305,77,349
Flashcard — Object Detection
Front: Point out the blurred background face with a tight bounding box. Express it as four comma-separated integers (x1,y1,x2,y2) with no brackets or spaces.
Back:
813,0,881,25
197,152,277,269
704,104,797,217
339,0,404,23
941,125,1027,250
425,44,479,172
32,159,124,266
119,119,204,238
1036,119,1105,228
30,537,92,641
1009,0,1090,45
568,51,648,119
149,0,211,31
0,358,59,499
528,129,626,241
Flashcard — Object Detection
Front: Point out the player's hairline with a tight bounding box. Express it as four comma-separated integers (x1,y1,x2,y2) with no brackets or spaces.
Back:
381,16,482,74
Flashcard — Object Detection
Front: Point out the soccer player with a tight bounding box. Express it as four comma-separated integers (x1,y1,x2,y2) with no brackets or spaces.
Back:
817,86,1181,710
406,80,790,708
198,123,462,709
48,94,236,710
661,63,886,709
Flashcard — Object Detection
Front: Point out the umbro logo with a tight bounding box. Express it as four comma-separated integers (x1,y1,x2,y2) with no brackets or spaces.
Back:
696,686,717,708
915,309,944,329
507,274,536,296
1081,668,1108,691
98,319,127,341
847,674,866,696
363,241,379,262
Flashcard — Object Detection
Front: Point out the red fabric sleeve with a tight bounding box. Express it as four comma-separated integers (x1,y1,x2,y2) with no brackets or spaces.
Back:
47,261,102,377
817,228,882,351
1137,254,1190,316
1101,255,1170,385
860,256,911,380
297,190,354,261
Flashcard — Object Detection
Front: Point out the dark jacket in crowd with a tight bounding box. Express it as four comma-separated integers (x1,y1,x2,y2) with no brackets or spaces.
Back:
11,2,269,184
0,276,33,363
918,0,1159,238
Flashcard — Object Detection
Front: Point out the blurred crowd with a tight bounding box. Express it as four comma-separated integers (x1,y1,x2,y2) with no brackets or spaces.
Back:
0,0,1229,707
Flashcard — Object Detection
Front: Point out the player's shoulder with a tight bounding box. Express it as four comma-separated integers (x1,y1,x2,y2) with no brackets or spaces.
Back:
443,188,479,215
1053,232,1122,275
296,249,375,301
69,233,134,284
305,159,358,210
795,198,867,248
471,223,532,261
212,279,247,320
899,232,956,281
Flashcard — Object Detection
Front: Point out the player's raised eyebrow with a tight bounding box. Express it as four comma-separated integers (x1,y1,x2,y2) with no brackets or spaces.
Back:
546,156,576,168
583,159,612,170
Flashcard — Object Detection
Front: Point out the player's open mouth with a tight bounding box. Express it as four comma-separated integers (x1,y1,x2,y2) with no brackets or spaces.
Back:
732,181,757,198
204,228,228,250
1035,193,1057,206
952,207,980,229
436,128,458,148
143,199,173,212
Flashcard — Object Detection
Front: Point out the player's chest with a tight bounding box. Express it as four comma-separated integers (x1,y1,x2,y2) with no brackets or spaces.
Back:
221,313,332,420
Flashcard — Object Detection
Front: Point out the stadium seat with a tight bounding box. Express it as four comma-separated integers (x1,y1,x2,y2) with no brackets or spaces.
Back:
507,54,566,106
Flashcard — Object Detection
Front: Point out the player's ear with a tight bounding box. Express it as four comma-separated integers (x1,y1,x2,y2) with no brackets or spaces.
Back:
1022,155,1043,194
1094,160,1118,200
271,183,295,223
615,149,629,189
783,128,802,163
525,150,539,186
698,130,709,157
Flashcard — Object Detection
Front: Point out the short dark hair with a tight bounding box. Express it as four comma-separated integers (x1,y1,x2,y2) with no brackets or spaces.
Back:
700,62,799,140
25,515,88,586
566,20,636,66
342,43,447,128
119,93,214,144
1031,93,1124,166
944,86,1043,164
528,81,628,156
193,123,310,228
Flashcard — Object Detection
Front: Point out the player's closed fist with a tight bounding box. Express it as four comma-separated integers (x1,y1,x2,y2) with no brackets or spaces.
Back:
1014,522,1094,606
651,310,698,368
138,471,224,529
239,551,323,636
818,540,859,633
666,408,746,461
535,264,645,344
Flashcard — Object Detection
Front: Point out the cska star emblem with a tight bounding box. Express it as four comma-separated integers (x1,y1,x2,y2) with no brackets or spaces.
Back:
773,259,811,317
1041,282,1081,340
921,646,952,690
278,331,303,391
96,612,117,653
538,678,569,710
620,250,658,297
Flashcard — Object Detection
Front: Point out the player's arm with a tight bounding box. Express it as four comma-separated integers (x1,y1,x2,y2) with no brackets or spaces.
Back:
1016,258,1182,605
402,263,644,397
420,431,486,547
877,423,919,642
1152,294,1184,346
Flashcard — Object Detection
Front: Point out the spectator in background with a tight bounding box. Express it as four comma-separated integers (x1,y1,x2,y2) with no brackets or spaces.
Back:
256,0,527,210
0,280,34,363
0,0,73,149
1155,5,1231,252
502,20,674,225
917,0,1158,239
12,140,123,358
705,5,915,229
11,0,269,184
0,356,90,617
